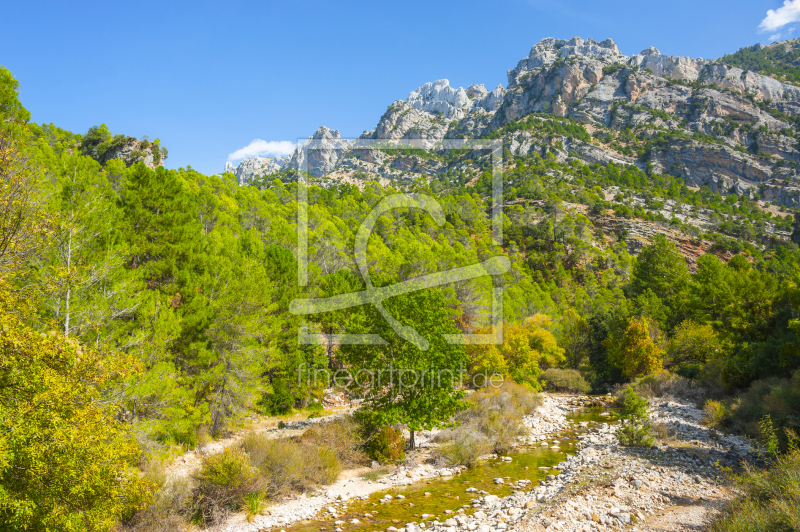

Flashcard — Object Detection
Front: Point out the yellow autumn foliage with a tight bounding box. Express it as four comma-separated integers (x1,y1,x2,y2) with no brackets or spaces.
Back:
467,314,564,390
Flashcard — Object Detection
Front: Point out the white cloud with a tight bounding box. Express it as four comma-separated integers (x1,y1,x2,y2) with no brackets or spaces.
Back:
760,0,800,33
228,139,295,161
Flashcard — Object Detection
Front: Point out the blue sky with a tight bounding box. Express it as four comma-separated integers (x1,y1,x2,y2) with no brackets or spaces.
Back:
0,0,793,174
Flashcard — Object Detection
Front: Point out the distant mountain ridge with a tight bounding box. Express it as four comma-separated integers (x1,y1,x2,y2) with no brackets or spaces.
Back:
225,36,800,207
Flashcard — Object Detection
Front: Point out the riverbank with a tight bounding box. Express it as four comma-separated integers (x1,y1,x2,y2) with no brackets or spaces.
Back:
181,394,754,532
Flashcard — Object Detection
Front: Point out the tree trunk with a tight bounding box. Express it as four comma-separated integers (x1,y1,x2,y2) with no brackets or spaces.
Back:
64,230,72,336
410,430,416,450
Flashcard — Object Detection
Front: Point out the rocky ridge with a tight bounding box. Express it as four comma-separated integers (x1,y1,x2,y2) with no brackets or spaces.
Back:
225,156,290,186
229,37,800,209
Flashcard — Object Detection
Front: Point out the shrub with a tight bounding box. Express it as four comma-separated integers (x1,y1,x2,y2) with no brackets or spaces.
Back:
365,426,406,464
435,381,541,461
117,477,192,532
707,449,800,532
433,430,492,467
704,400,726,428
539,368,591,394
301,416,368,467
725,370,800,453
242,491,266,523
239,432,342,495
619,370,704,401
191,448,262,525
616,387,654,448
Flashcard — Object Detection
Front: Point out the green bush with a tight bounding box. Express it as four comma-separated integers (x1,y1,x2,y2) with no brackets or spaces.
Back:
707,449,800,532
704,399,726,428
191,448,262,525
365,426,406,464
242,491,266,523
616,387,654,447
301,416,368,467
725,370,800,453
539,368,591,394
239,432,342,495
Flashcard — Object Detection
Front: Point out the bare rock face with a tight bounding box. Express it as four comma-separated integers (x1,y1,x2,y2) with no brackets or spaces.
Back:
288,126,351,178
408,79,471,119
229,36,800,204
101,138,164,169
650,140,772,194
507,36,624,86
363,80,506,144
225,156,288,185
364,101,452,144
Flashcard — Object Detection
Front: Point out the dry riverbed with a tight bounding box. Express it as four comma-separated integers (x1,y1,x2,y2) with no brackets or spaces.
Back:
171,395,754,532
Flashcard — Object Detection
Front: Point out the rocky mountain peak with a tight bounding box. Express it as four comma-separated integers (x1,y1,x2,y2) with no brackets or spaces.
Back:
508,36,625,86
225,156,288,185
287,126,351,177
312,125,342,140
408,79,471,119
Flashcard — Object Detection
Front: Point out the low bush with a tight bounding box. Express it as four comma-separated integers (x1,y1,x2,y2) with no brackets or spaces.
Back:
191,448,263,526
301,416,368,467
616,387,654,448
539,368,591,394
703,399,726,428
116,477,192,532
707,449,800,532
433,430,492,467
724,370,800,453
434,382,541,465
360,467,390,481
617,370,704,401
365,426,406,464
242,491,266,523
240,432,342,495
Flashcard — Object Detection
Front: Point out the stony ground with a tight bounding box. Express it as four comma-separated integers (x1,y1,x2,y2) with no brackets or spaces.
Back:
400,397,752,532
193,394,753,532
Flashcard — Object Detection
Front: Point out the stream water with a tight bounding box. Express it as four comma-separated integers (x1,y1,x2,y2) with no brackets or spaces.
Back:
281,408,620,532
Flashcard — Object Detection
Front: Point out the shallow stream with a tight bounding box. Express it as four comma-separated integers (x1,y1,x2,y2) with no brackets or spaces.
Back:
281,407,618,531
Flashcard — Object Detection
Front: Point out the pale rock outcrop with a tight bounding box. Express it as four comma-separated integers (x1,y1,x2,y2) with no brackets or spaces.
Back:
288,126,351,178
225,156,288,185
408,79,471,119
650,140,772,194
629,53,707,81
102,137,163,169
507,36,624,86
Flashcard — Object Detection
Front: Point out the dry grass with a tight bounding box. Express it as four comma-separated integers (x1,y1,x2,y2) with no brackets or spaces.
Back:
539,368,591,394
240,432,342,496
300,416,368,467
433,382,541,466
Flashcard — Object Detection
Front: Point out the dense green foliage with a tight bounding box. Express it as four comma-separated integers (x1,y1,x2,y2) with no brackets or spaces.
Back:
3,57,800,529
616,387,655,447
707,449,800,532
720,41,800,84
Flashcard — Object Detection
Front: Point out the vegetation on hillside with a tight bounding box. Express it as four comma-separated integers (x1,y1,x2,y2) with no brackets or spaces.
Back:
2,55,800,530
